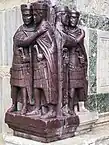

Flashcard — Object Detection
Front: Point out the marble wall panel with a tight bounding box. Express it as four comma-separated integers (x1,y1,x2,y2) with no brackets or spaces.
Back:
97,31,109,94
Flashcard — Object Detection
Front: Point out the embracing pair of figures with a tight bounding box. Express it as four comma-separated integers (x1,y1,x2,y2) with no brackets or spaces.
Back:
8,0,88,119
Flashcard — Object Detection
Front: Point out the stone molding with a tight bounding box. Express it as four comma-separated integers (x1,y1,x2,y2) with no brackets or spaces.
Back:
95,112,109,127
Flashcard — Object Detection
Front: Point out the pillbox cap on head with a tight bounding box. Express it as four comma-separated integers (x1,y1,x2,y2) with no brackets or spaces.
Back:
70,9,80,17
32,1,49,11
55,6,70,13
21,3,32,11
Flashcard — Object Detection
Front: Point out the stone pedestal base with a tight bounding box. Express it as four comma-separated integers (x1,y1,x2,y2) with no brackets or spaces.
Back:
3,123,109,145
5,112,79,143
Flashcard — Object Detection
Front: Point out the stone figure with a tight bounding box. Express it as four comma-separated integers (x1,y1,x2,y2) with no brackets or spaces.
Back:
8,3,51,115
67,9,88,112
8,4,34,115
28,2,58,119
55,7,87,115
5,1,85,142
54,6,71,116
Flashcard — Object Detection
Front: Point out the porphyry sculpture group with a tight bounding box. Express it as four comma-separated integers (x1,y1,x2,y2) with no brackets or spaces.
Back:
5,0,88,142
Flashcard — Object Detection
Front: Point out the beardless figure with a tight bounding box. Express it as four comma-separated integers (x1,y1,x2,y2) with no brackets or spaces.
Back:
8,4,34,115
54,6,72,116
28,1,58,119
67,9,88,113
8,3,49,115
54,6,85,116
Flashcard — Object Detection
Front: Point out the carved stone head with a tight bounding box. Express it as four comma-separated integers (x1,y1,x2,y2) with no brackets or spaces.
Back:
55,6,70,27
21,3,33,26
69,9,80,28
32,1,49,25
61,6,70,26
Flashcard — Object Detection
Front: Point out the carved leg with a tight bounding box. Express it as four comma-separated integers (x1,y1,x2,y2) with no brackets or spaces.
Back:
69,88,76,115
41,90,48,115
20,88,27,115
7,86,18,112
78,88,89,112
73,90,80,113
73,103,80,113
27,88,41,116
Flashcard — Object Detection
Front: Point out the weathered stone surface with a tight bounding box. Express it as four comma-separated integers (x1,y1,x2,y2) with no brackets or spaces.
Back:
79,13,109,32
97,17,109,31
3,123,109,145
0,0,109,142
95,112,109,127
77,0,109,18
97,94,109,113
88,94,109,113
89,29,97,94
79,13,88,26
88,15,99,28
86,94,97,112
57,0,76,9
5,112,79,143
76,111,98,135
